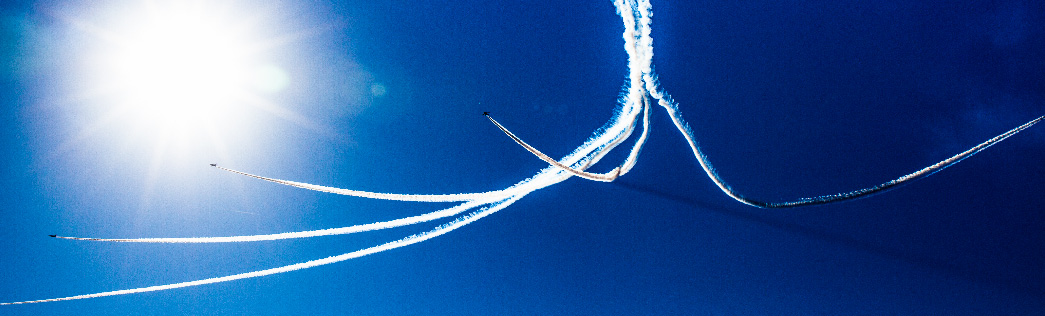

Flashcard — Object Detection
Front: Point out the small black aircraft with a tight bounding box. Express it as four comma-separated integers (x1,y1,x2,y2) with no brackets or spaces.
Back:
209,163,217,167
482,111,490,116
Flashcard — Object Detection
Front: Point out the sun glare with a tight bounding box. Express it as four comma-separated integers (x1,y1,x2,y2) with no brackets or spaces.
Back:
86,1,289,148
107,11,249,126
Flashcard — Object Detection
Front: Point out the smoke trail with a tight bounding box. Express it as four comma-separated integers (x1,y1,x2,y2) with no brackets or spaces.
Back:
204,0,660,205
9,87,652,301
211,165,516,202
66,111,655,243
1,196,523,305
620,95,652,175
51,200,485,243
658,88,1044,207
97,100,659,244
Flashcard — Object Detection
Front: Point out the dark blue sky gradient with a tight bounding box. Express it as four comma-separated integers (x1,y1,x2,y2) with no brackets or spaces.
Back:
2,0,1043,314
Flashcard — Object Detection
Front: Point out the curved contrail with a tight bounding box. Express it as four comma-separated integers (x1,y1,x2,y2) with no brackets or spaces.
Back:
667,106,1043,208
630,2,1042,208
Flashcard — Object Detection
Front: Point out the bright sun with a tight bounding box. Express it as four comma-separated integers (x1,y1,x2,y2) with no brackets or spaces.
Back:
84,1,291,151
106,8,250,127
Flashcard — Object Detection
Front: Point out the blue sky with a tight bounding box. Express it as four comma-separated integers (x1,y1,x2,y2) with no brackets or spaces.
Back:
2,0,1044,314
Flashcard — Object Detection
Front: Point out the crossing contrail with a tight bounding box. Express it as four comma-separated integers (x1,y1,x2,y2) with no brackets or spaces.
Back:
484,96,651,182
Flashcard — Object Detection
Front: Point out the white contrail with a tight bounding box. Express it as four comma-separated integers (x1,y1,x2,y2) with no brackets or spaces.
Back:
620,95,652,175
104,99,657,243
1,196,523,305
8,91,649,301
668,110,1044,208
46,80,652,245
207,9,658,202
211,165,517,202
51,200,485,243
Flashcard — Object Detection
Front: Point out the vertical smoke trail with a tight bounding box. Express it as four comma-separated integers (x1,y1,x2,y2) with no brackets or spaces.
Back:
620,95,652,175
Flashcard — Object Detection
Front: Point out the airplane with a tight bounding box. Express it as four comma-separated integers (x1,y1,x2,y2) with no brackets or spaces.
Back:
483,111,490,116
210,163,217,167
48,235,56,238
